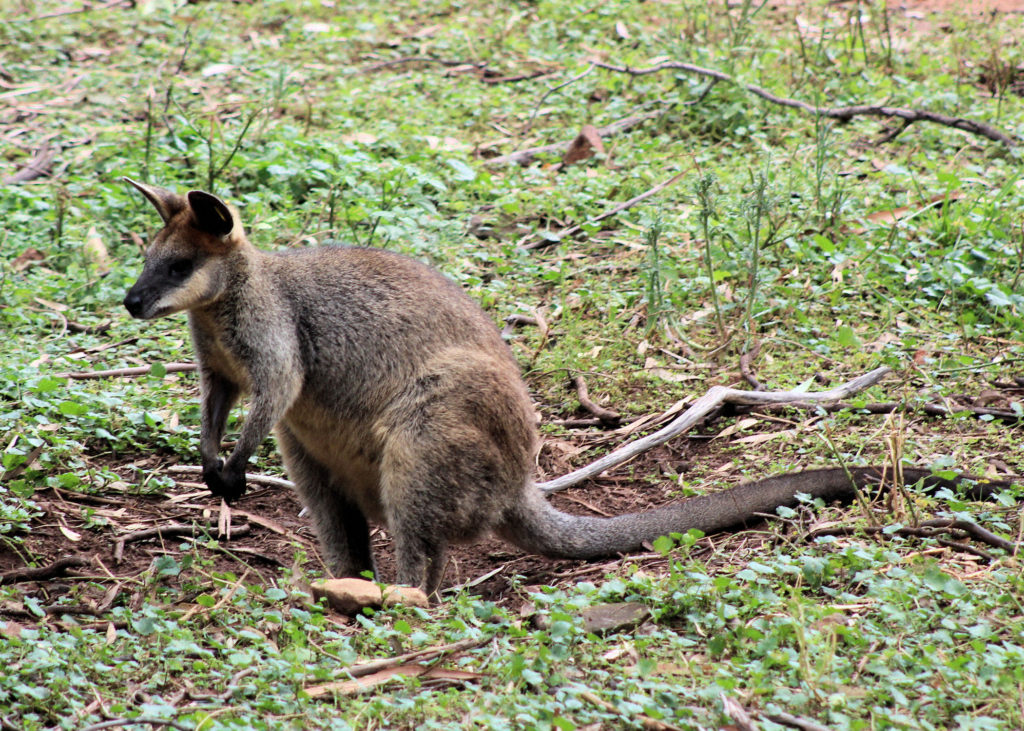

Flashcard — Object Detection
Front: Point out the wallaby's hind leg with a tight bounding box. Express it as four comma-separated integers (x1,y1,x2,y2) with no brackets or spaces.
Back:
379,458,451,595
389,508,448,596
379,459,449,592
277,425,375,579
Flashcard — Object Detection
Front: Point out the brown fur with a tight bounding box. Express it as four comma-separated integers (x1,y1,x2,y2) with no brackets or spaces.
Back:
123,180,1017,595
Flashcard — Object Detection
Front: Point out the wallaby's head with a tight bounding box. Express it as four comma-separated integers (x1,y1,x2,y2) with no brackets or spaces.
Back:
123,178,247,319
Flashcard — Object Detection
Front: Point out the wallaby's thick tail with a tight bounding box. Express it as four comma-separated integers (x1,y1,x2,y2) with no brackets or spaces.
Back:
499,467,1016,560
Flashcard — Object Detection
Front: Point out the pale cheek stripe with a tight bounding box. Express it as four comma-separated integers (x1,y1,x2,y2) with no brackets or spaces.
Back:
151,271,212,315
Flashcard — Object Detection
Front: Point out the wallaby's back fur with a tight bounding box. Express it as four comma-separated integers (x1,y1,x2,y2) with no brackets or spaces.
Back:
123,180,1016,594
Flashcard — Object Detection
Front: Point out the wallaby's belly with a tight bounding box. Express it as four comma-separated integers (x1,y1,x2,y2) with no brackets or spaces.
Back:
281,401,385,522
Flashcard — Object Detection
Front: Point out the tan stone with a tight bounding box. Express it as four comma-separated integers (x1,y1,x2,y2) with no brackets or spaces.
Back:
580,602,651,635
310,579,431,614
311,578,382,614
381,585,430,609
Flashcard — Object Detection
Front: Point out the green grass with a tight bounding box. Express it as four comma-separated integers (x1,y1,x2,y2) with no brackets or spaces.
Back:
2,0,1024,728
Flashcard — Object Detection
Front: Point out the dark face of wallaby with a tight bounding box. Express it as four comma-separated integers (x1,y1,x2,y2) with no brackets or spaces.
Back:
123,179,1015,596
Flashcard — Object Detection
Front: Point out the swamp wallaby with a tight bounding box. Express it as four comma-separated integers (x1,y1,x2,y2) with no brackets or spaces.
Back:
122,179,1016,594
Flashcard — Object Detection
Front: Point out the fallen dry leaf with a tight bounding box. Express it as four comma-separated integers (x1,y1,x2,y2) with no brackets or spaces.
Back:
12,248,46,271
562,124,605,167
715,417,761,439
340,132,378,145
732,429,798,445
0,621,25,640
83,226,111,275
34,297,67,312
860,192,963,229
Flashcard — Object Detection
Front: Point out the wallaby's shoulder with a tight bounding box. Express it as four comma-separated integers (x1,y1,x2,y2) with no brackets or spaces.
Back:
267,244,492,326
269,244,459,288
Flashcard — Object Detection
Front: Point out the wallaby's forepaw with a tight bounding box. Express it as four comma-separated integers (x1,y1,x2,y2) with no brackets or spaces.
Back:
203,458,247,503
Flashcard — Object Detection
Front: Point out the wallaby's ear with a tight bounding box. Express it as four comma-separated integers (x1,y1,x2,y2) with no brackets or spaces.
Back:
123,177,186,223
187,190,235,238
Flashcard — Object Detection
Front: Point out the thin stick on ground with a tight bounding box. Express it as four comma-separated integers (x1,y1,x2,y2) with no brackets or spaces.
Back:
2,143,55,184
739,341,763,390
594,60,1015,147
806,520,1012,558
113,522,251,564
740,398,1024,424
166,464,295,490
523,169,688,250
571,374,621,425
537,366,892,494
579,690,685,731
0,556,91,586
78,718,192,731
521,63,595,140
328,636,489,680
59,363,197,379
764,711,836,731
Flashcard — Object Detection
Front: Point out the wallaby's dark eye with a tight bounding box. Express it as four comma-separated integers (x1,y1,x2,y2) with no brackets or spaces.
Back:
168,259,193,279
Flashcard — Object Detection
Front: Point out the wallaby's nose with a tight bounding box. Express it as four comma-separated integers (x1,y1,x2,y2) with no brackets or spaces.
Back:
124,290,144,318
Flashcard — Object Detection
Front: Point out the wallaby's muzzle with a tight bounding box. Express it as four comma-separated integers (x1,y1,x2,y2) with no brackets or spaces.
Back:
123,253,200,319
123,287,146,319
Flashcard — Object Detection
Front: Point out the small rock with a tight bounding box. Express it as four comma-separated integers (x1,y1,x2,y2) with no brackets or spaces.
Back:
382,585,430,609
580,602,651,635
311,578,382,614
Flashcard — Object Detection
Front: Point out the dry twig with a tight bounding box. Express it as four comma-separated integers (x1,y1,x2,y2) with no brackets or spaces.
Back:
166,464,294,491
522,169,687,250
114,522,251,564
571,374,621,426
78,718,191,731
538,366,891,494
2,144,56,184
721,694,757,731
739,341,763,390
579,690,684,731
59,363,196,379
0,556,91,586
738,398,1024,424
806,518,1015,557
764,711,835,731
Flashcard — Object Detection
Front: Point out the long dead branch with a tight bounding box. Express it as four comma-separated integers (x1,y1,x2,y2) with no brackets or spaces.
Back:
329,636,488,680
806,518,1015,558
764,712,835,731
594,60,1015,147
2,144,55,184
0,556,91,585
537,366,892,494
572,374,621,426
113,521,251,563
740,399,1024,424
166,464,294,490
